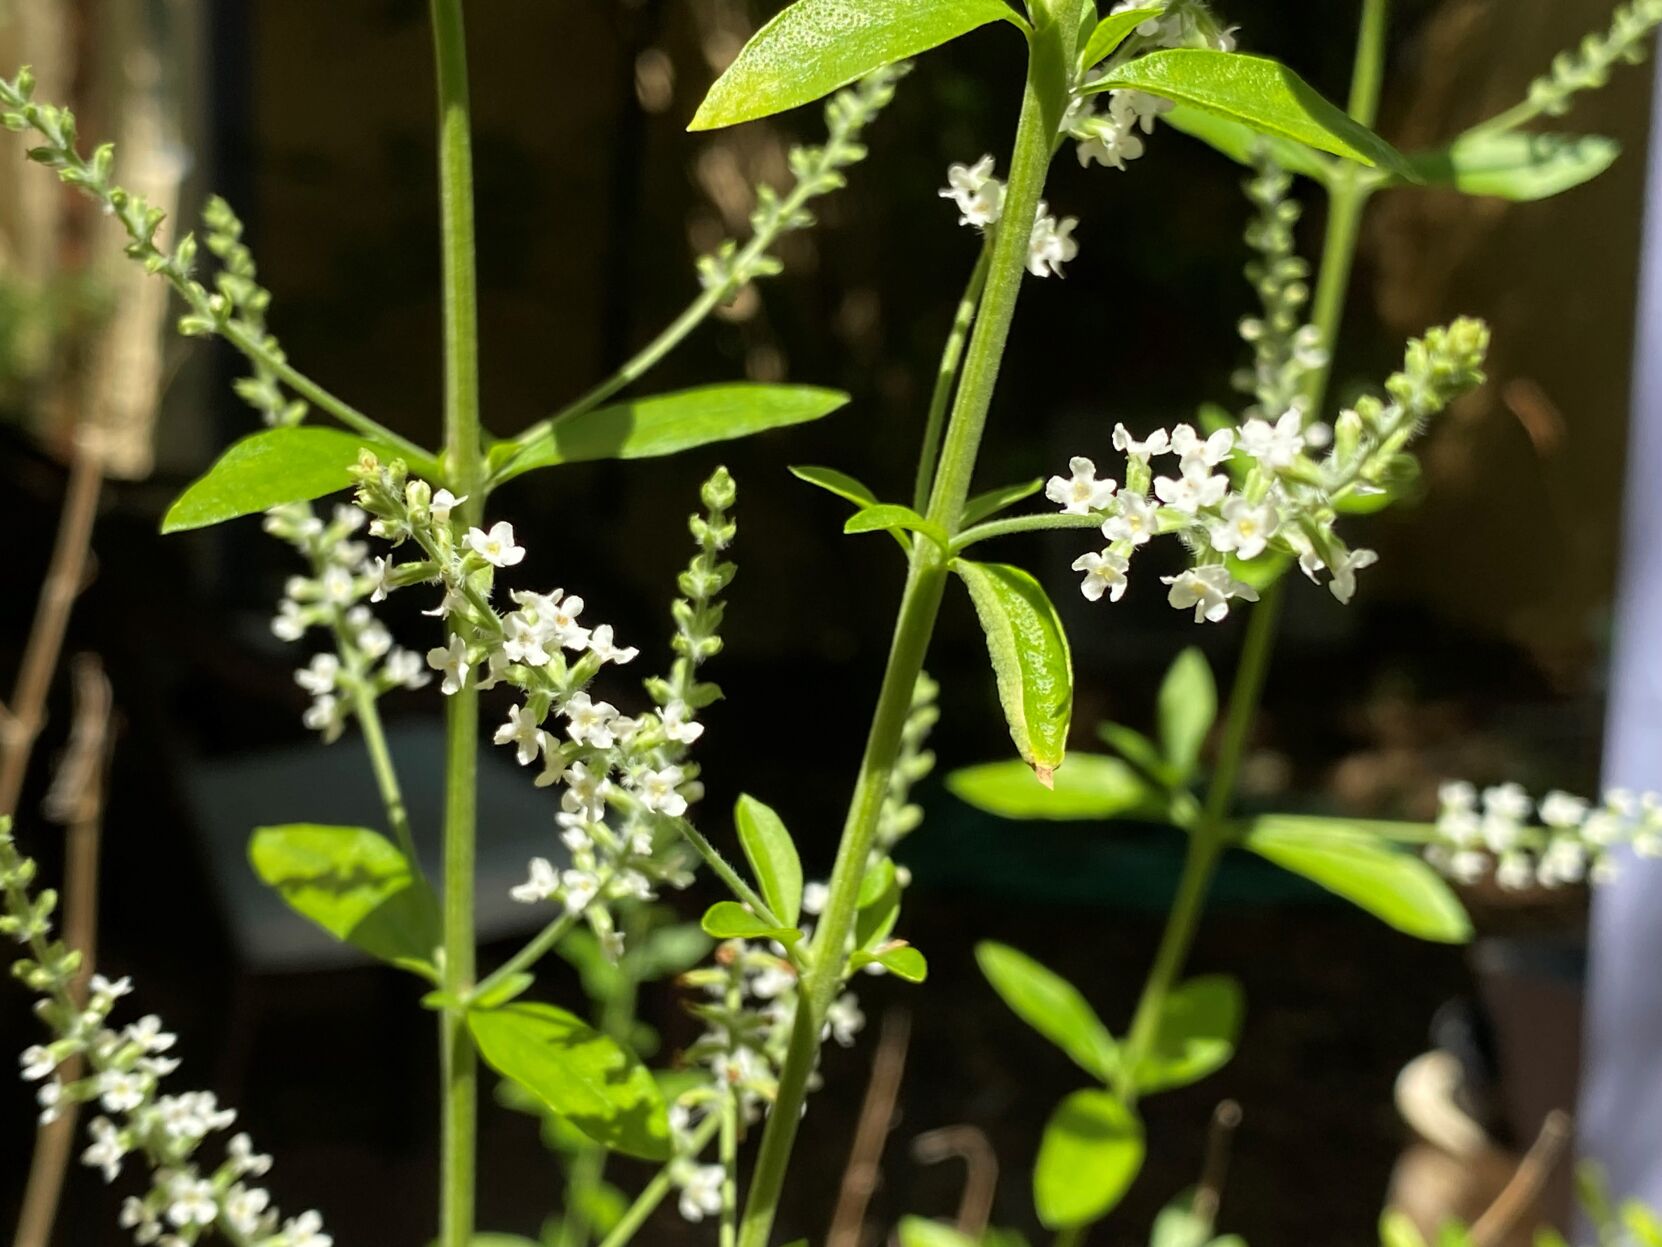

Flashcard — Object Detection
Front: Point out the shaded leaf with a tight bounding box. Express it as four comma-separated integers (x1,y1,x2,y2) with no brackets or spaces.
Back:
1157,648,1216,781
1079,6,1162,70
493,385,847,484
1403,131,1620,202
1162,101,1334,180
1096,721,1176,789
790,464,880,508
1132,975,1242,1095
947,754,1152,821
855,866,902,951
736,794,804,928
468,1002,671,1160
690,0,1023,131
249,824,439,979
953,560,1074,779
962,478,1045,526
164,427,388,534
1033,1089,1145,1228
976,941,1117,1082
1243,816,1472,943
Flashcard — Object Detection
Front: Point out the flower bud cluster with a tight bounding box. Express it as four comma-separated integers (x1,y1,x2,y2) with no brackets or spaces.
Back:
1429,781,1662,891
698,64,906,300
1235,158,1327,425
202,196,303,428
938,157,1080,278
349,458,734,959
875,673,940,859
2,821,329,1246
264,502,430,743
1519,0,1662,121
1050,318,1489,621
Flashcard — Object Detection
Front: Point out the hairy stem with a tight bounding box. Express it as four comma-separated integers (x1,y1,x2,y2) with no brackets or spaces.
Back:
914,246,992,512
428,0,485,1244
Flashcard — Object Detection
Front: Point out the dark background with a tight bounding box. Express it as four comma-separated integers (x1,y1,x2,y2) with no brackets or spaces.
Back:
0,0,1649,1242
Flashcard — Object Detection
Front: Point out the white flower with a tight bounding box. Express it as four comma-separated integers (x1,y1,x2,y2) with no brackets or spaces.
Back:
534,749,568,790
564,692,619,748
1538,836,1588,887
119,1196,158,1237
495,704,547,767
1209,496,1279,560
1482,783,1533,823
562,869,601,914
1170,424,1235,468
1327,547,1379,604
98,1069,147,1113
36,1079,63,1124
228,1132,273,1177
510,858,559,904
825,993,865,1047
1077,119,1145,171
1112,423,1170,463
563,762,612,822
89,974,133,1001
802,882,830,916
1046,457,1117,515
430,489,466,524
1153,462,1229,515
284,1210,333,1247
167,1177,218,1227
1238,410,1306,470
677,1163,725,1222
939,155,1005,229
465,521,525,568
1162,564,1259,624
1102,493,1157,546
19,1045,54,1081
1538,790,1588,828
661,700,704,745
634,766,688,818
547,594,592,651
427,635,470,696
222,1185,272,1235
1109,89,1173,135
81,1117,126,1182
588,625,639,665
1027,202,1079,278
502,611,552,667
383,647,429,689
1071,549,1130,603
294,653,339,696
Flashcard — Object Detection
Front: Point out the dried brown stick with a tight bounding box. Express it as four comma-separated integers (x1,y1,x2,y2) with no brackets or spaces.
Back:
1192,1100,1244,1227
828,1010,912,1247
12,655,114,1247
910,1125,1000,1241
1469,1109,1574,1247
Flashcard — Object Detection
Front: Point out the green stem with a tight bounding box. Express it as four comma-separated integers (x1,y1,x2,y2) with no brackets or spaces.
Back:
428,1,485,1245
913,246,992,512
468,901,587,1006
354,692,419,866
597,1114,723,1247
952,510,1101,552
672,818,786,929
1053,1227,1085,1247
735,18,1077,1246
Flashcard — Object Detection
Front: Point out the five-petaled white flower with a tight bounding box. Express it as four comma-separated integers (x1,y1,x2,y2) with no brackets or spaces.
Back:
167,1177,219,1227
1102,493,1157,546
510,857,559,904
1028,203,1080,278
1326,547,1378,604
426,635,470,696
677,1163,725,1223
466,521,525,568
637,766,688,818
1046,457,1117,515
430,489,466,524
939,155,1005,229
495,704,546,766
1112,423,1170,463
564,692,619,748
1162,564,1260,623
825,993,865,1047
81,1117,126,1183
1238,410,1306,470
1153,462,1229,515
1209,496,1279,560
1071,549,1131,603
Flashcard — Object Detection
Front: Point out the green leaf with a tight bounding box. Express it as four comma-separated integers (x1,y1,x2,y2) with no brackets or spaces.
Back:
946,754,1152,821
1078,6,1162,70
976,942,1118,1083
468,1002,672,1160
1095,721,1175,789
845,503,948,549
163,427,388,534
473,973,536,1011
790,464,880,508
632,923,716,982
1150,1195,1215,1247
952,560,1074,780
492,385,848,485
1242,816,1472,943
1377,1215,1431,1247
1086,50,1414,178
850,943,929,982
249,824,440,979
1403,131,1620,202
898,1219,978,1247
735,794,804,928
857,857,897,908
700,900,802,944
690,0,1024,131
1033,1089,1145,1228
962,478,1045,526
855,865,902,950
1157,648,1216,781
1132,975,1242,1095
1162,101,1335,181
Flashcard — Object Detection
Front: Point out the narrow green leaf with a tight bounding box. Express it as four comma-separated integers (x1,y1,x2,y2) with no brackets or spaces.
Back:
1243,816,1473,943
1033,1089,1145,1228
1403,131,1620,202
952,560,1074,780
857,857,897,909
1086,50,1415,178
790,464,880,508
961,477,1045,526
854,866,902,951
898,1218,979,1247
1095,721,1175,789
164,427,388,534
468,1002,672,1160
493,384,848,485
472,973,536,1011
1157,648,1216,781
690,0,1024,131
1162,101,1335,181
1131,974,1242,1095
947,754,1153,821
735,795,804,929
851,943,929,982
976,941,1118,1082
700,900,802,944
1079,6,1161,70
249,824,440,979
845,503,948,549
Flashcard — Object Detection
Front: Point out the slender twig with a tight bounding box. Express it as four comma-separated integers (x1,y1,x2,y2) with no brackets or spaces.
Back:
951,510,1102,553
909,1125,999,1241
1469,1111,1574,1247
1191,1100,1243,1227
828,1010,912,1247
596,1113,723,1247
12,654,114,1247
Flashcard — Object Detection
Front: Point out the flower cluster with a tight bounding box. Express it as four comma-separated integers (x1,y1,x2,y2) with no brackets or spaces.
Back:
1067,1,1239,173
874,673,940,861
202,196,302,429
1429,782,1662,891
698,64,905,300
2,821,328,1246
264,502,430,742
938,156,1079,278
1048,316,1488,622
349,456,734,958
1235,157,1327,425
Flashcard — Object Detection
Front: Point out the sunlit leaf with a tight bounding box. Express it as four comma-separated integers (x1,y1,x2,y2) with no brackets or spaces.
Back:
1132,975,1242,1094
163,427,389,534
790,464,880,508
1162,101,1334,181
850,943,929,982
700,900,802,944
1402,131,1620,202
1079,6,1162,70
845,503,948,549
976,941,1118,1082
947,755,1152,821
1033,1089,1145,1228
962,478,1046,526
897,1218,978,1247
736,794,804,928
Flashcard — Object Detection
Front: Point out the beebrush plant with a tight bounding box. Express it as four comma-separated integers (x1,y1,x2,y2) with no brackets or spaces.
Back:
0,2,1653,1247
